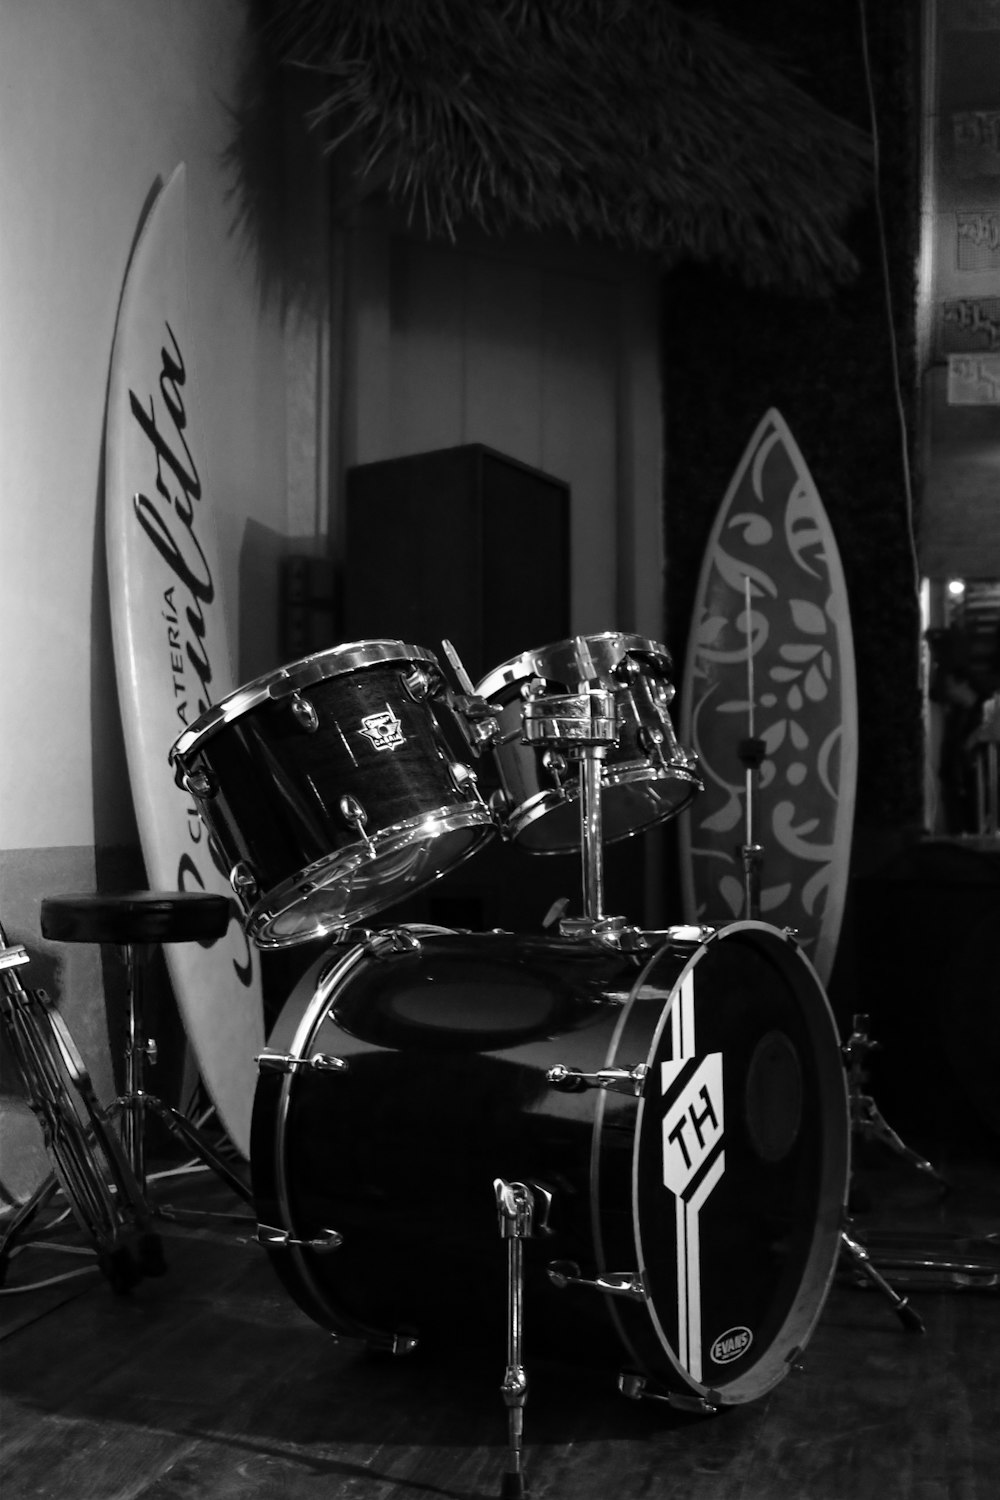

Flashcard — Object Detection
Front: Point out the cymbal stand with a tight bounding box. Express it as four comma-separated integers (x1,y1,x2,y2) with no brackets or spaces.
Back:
841,1015,999,1293
738,577,765,921
843,1014,948,1189
0,917,160,1292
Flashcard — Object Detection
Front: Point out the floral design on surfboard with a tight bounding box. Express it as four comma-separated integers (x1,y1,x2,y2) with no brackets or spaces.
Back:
679,410,857,986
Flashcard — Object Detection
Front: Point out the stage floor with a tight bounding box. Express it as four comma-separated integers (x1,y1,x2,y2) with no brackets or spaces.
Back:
2,1140,998,1500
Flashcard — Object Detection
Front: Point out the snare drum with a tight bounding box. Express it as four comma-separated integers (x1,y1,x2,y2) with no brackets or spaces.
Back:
252,921,848,1408
475,632,701,852
170,641,493,948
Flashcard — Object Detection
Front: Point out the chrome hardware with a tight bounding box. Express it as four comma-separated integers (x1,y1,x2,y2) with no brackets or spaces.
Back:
0,944,29,973
449,761,478,793
182,767,218,799
489,787,512,822
362,927,423,958
256,1224,343,1253
542,749,568,785
289,691,320,732
494,1178,534,1498
618,1372,719,1414
547,1261,648,1300
402,666,432,701
439,641,500,751
229,861,259,904
391,1332,419,1356
557,913,631,945
339,794,376,857
521,689,618,748
546,1062,648,1096
637,724,667,764
256,1049,349,1075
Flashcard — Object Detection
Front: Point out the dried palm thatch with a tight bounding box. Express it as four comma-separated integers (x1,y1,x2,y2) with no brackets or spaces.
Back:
257,0,872,293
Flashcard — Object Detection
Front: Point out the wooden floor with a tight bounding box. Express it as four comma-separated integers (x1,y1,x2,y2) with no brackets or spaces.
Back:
2,1137,999,1500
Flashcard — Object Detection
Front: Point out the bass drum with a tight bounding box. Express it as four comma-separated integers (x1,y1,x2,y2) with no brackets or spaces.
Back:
252,921,849,1408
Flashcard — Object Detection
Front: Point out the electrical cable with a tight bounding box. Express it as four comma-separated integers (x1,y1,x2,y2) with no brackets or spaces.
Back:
857,0,922,602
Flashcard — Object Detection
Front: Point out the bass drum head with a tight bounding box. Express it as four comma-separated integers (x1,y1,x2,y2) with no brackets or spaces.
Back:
608,922,849,1405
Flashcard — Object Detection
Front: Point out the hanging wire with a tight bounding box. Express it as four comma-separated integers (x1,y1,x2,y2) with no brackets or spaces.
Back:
857,0,922,602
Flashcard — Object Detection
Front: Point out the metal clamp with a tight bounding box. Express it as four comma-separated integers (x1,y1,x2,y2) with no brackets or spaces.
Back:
618,1372,719,1414
255,1224,343,1253
256,1050,349,1075
366,927,423,958
546,1260,648,1301
546,1062,648,1097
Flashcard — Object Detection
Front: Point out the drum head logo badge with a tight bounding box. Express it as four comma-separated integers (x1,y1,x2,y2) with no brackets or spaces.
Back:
359,707,405,752
656,970,728,1384
709,1326,753,1365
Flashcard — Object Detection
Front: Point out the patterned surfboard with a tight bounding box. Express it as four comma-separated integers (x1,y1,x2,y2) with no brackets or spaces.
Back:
678,410,857,986
105,165,263,1156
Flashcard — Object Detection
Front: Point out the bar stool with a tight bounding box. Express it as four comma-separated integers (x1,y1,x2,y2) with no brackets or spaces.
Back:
39,891,253,1210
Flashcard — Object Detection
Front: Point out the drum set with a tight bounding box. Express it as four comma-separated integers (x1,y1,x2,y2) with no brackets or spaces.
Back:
169,630,854,1493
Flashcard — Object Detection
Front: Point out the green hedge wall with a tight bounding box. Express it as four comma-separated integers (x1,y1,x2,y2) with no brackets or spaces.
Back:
663,0,924,835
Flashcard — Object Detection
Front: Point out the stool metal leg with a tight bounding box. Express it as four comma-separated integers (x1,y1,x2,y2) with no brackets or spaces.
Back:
112,941,254,1211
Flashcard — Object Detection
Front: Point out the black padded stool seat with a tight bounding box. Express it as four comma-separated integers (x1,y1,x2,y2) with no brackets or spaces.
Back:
40,891,230,947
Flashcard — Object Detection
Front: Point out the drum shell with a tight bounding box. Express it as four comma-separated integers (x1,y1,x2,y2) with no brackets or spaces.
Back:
173,652,492,942
253,923,848,1404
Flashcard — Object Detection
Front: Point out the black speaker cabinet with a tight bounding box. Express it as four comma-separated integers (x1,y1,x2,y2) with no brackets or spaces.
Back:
344,444,570,683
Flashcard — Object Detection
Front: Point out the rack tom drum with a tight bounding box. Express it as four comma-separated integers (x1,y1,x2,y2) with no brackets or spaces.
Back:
170,641,493,948
475,632,701,852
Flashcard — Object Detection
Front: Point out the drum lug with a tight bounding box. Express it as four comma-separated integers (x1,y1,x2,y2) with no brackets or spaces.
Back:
339,794,377,857
401,666,433,701
547,1261,648,1301
546,1062,648,1097
542,749,569,787
256,1049,349,1075
180,767,218,799
288,691,320,732
255,1224,343,1253
449,761,479,795
618,1372,720,1415
229,861,260,905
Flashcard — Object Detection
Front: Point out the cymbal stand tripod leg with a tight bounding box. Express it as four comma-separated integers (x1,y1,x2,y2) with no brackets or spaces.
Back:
844,1014,949,1190
0,920,158,1290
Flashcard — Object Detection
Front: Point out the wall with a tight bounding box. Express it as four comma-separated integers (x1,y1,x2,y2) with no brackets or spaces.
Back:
0,0,301,1195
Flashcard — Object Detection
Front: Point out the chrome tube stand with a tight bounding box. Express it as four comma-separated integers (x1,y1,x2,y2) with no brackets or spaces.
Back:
736,734,766,921
521,683,623,939
494,1178,535,1500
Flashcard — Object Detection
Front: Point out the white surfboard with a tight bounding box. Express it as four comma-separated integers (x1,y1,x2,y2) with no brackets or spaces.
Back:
105,165,263,1156
678,410,858,987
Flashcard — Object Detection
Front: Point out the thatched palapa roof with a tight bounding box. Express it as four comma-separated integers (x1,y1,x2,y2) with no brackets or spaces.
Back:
257,0,872,293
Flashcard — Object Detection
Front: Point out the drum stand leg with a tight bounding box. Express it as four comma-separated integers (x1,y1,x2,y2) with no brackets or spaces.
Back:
844,1015,949,1191
110,942,254,1215
840,1229,925,1333
494,1178,535,1500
